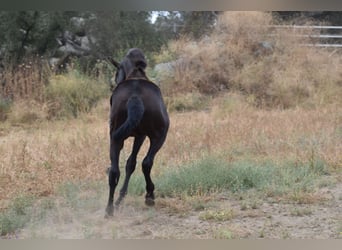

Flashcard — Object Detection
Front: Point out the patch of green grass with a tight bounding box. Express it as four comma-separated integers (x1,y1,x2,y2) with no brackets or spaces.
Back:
127,174,145,196
199,209,235,222
45,70,109,119
338,222,342,239
121,154,330,207
165,92,210,112
214,228,234,239
290,207,313,217
56,181,105,211
0,195,35,236
240,199,261,210
0,97,12,121
1,180,106,237
153,155,329,198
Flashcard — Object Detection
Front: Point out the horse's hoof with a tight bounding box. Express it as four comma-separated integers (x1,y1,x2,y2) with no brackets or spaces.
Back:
105,206,114,218
104,213,113,219
145,198,155,207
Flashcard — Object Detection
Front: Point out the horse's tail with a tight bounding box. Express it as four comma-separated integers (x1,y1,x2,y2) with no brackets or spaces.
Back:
114,95,144,141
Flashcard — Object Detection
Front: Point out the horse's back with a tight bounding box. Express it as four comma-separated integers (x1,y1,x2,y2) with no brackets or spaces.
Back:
110,79,169,138
111,80,165,112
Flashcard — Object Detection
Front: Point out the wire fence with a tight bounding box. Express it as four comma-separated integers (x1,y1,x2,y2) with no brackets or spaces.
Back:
270,25,342,48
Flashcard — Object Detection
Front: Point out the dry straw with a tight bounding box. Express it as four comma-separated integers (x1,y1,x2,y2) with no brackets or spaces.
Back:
158,11,342,109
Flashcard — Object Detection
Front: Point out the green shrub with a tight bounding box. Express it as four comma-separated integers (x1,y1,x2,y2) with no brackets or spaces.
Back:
0,97,12,121
0,195,35,236
45,70,109,119
153,156,329,197
165,92,210,112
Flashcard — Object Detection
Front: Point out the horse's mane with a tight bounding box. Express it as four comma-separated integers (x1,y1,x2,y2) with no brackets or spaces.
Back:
126,67,149,81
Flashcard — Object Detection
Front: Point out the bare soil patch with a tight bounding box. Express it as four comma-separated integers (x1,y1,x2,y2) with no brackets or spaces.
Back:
10,177,341,239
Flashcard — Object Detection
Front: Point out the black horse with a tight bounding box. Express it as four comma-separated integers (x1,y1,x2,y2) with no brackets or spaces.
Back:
106,48,169,217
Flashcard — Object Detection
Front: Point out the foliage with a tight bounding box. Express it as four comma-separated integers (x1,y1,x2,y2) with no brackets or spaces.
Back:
0,97,12,121
0,11,166,67
153,11,218,41
164,92,210,112
125,153,329,199
0,195,35,236
45,70,109,119
179,11,218,39
0,11,75,63
151,156,329,198
0,11,340,75
199,209,235,222
84,11,163,59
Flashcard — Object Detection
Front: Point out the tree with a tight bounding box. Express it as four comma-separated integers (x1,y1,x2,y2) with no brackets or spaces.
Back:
0,11,76,63
153,11,183,40
180,11,218,39
85,11,163,59
0,11,179,68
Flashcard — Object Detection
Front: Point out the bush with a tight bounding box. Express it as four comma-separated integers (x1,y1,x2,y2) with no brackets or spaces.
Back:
165,92,210,112
45,70,109,119
155,12,342,109
0,195,35,236
0,97,12,121
6,100,47,125
152,156,329,197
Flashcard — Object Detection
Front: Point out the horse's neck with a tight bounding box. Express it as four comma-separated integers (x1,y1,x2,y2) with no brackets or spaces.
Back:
127,68,148,80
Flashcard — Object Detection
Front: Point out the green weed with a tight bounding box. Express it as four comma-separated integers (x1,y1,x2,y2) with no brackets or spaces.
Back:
199,209,235,222
154,155,329,198
165,92,210,112
45,70,109,119
214,228,234,239
0,97,12,121
0,195,35,236
56,181,105,211
290,207,313,217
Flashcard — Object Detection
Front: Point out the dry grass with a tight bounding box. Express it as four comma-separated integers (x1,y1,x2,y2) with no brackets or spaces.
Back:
156,11,342,109
0,57,50,102
164,93,341,169
1,93,341,210
0,59,109,123
0,101,110,210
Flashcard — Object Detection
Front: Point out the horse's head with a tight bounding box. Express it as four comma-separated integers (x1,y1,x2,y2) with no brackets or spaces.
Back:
109,48,147,84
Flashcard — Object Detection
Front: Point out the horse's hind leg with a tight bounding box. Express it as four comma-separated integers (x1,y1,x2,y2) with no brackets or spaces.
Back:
106,139,123,218
142,135,167,206
115,135,146,206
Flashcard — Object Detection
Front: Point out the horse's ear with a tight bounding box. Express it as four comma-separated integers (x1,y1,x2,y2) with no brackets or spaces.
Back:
108,57,120,68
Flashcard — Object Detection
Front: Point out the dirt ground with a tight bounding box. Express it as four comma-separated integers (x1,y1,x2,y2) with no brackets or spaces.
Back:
13,176,342,239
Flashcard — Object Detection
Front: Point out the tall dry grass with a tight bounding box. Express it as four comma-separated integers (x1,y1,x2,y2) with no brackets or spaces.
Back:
1,94,341,210
0,102,110,210
156,11,342,109
0,57,50,102
164,93,341,169
0,57,51,122
0,68,109,125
